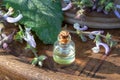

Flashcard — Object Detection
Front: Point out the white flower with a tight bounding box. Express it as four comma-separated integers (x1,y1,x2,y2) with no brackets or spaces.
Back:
3,7,23,23
92,46,100,53
5,14,23,23
23,28,36,48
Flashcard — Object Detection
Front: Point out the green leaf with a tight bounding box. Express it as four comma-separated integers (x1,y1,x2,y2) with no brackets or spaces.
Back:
25,44,31,50
105,33,111,45
31,57,38,66
3,0,63,44
94,35,101,43
105,33,117,47
109,41,117,48
106,33,111,39
38,55,47,61
105,2,114,12
5,3,10,9
14,26,24,42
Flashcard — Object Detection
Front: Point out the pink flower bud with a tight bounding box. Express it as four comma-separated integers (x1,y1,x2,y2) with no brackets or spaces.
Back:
2,43,8,49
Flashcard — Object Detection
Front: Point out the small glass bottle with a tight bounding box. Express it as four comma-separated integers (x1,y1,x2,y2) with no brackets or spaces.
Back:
53,30,75,65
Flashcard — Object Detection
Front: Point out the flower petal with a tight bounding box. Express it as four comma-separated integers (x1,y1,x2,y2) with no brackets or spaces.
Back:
62,2,72,11
6,14,23,23
96,42,110,55
23,28,36,48
91,31,104,35
73,23,88,31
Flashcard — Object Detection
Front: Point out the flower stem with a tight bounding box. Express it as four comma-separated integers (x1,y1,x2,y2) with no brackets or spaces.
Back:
67,30,120,42
31,47,38,58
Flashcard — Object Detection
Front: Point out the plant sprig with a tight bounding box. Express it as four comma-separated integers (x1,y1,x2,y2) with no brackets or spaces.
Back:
14,25,47,67
68,29,118,47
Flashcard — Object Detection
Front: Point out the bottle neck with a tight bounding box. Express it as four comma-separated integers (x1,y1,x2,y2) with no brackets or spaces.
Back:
58,34,71,45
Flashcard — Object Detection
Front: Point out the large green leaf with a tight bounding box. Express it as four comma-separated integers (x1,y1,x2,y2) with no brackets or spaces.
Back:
3,0,63,44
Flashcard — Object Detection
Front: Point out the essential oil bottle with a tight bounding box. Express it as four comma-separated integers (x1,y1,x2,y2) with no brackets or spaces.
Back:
53,30,75,65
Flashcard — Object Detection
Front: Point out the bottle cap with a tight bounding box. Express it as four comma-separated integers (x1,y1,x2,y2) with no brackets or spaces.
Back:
58,30,71,44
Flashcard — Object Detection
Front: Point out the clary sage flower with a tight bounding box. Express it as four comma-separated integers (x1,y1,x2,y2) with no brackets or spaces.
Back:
91,31,104,35
114,5,120,19
88,30,104,39
62,2,72,11
92,42,110,55
73,23,88,31
2,7,23,23
23,28,36,48
0,31,15,49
